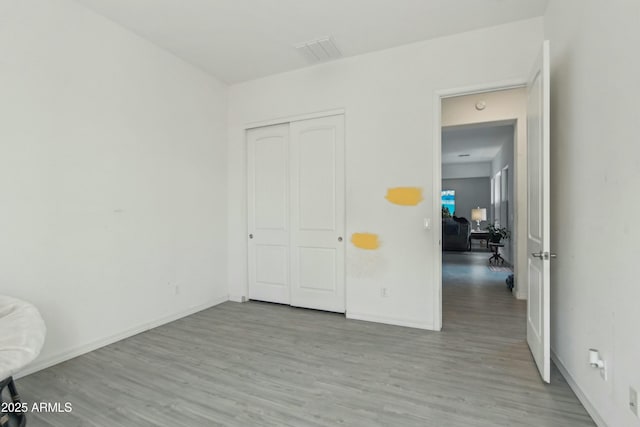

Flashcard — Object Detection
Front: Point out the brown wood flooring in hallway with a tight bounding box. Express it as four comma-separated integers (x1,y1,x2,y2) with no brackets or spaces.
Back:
17,252,594,426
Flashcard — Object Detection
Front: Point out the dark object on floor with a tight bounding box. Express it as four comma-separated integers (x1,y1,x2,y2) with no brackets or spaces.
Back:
442,216,471,251
0,376,26,427
506,274,515,291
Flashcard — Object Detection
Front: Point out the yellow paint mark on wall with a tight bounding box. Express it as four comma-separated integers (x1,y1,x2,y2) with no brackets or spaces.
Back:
351,233,380,250
385,187,423,206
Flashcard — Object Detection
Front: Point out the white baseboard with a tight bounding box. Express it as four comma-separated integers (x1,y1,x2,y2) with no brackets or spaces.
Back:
347,312,434,330
228,295,247,303
16,294,229,379
551,349,607,427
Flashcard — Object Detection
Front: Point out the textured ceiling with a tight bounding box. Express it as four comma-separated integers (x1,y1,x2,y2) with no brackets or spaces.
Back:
74,0,549,83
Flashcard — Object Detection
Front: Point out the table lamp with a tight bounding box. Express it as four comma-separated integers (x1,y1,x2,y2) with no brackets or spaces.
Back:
471,207,487,231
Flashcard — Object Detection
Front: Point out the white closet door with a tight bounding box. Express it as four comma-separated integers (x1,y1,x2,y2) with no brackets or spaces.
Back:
247,124,290,304
289,115,345,313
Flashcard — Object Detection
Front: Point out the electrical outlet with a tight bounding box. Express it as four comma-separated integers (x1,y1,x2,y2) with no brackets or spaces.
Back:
630,387,638,417
380,288,388,298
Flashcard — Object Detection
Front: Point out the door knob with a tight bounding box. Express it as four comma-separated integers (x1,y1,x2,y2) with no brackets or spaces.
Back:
532,252,557,260
338,236,343,242
249,234,253,239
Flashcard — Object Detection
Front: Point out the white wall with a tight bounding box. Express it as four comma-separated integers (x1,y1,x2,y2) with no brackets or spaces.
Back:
442,162,491,179
442,87,527,298
228,18,543,329
0,0,229,374
441,87,527,126
545,1,640,426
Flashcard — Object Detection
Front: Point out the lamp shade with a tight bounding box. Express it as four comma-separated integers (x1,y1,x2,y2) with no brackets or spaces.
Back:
471,208,487,222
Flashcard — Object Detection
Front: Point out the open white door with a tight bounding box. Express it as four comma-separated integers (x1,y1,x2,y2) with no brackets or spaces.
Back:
247,124,291,304
526,40,552,383
289,115,345,313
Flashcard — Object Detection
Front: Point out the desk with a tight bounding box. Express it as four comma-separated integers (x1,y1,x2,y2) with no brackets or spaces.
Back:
489,243,505,264
470,231,490,248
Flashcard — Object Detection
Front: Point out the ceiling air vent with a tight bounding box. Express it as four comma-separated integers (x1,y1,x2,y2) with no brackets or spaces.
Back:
295,37,342,63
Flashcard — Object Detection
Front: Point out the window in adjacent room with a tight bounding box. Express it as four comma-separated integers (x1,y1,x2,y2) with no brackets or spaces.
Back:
441,190,455,217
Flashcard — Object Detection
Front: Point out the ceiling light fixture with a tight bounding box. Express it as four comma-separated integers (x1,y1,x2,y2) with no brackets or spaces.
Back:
458,154,471,157
295,37,342,63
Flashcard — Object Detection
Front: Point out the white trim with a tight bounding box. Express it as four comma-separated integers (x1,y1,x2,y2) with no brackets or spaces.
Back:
16,295,230,379
437,79,526,99
229,295,247,303
244,108,346,130
432,96,443,331
433,78,528,332
551,349,607,427
347,312,434,330
509,122,520,297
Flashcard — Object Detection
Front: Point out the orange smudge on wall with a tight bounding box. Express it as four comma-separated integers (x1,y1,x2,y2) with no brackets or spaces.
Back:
351,233,380,250
385,187,423,206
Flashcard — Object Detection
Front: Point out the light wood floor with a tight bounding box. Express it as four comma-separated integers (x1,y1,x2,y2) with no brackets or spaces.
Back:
17,252,594,426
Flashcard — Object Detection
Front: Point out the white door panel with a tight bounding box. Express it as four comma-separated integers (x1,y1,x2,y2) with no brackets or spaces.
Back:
298,247,337,292
290,115,345,313
298,127,337,231
256,245,288,284
528,258,542,336
254,139,288,230
247,124,290,304
527,40,551,383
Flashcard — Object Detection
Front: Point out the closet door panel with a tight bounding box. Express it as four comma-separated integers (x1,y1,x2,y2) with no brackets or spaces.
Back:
247,124,290,304
290,115,345,313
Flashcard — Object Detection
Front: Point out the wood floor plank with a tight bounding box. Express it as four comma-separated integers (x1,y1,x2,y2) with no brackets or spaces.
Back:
16,251,594,426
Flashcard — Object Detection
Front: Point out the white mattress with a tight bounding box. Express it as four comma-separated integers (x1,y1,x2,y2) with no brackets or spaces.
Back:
0,296,46,380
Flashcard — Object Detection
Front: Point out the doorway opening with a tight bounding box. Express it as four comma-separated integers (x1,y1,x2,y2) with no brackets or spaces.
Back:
434,85,529,334
433,42,551,384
